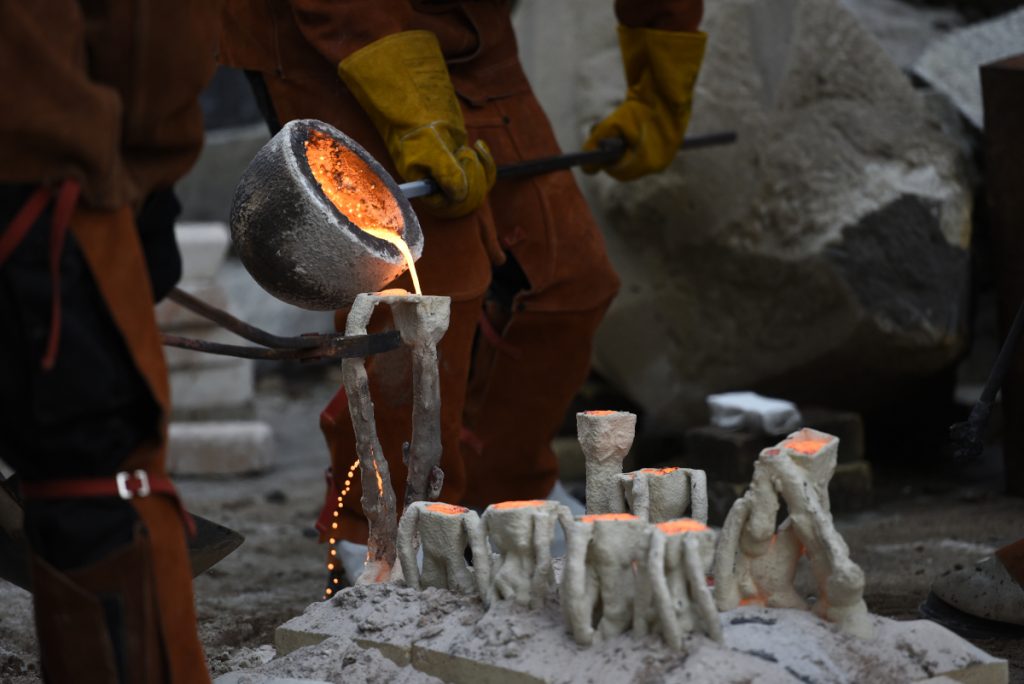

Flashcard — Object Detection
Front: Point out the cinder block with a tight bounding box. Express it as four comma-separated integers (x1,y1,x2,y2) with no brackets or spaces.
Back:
829,460,873,513
167,421,273,475
170,359,254,412
174,222,230,282
552,436,586,482
800,407,865,463
156,283,230,331
684,426,770,483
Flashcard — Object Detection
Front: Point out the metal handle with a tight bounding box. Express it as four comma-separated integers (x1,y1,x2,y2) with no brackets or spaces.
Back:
399,131,737,199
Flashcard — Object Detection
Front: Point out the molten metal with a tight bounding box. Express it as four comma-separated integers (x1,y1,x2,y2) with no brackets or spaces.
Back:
305,131,422,295
426,503,469,516
580,513,638,523
781,438,831,455
490,500,548,510
656,518,709,535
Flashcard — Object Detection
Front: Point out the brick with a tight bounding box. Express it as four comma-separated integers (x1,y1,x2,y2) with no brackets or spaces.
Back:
800,407,865,463
170,358,254,413
829,460,873,513
156,283,231,330
175,222,230,282
167,421,273,475
684,426,772,483
552,436,586,482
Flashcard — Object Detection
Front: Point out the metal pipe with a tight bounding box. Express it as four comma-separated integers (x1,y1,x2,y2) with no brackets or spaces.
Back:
399,131,738,199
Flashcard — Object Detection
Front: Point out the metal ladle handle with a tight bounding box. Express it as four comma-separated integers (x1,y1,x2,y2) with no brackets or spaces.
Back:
399,131,737,199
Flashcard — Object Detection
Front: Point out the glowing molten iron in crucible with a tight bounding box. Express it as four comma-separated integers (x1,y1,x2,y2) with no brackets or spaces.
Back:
305,130,422,295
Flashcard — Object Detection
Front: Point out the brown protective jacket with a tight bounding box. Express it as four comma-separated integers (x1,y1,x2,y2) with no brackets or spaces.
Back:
219,0,702,78
0,1,220,210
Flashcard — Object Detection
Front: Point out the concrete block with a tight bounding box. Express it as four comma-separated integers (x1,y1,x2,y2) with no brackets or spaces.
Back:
829,460,873,513
800,407,866,463
170,359,254,413
551,436,586,482
176,124,272,224
684,426,769,483
215,675,330,684
175,222,230,282
156,283,230,331
167,421,273,475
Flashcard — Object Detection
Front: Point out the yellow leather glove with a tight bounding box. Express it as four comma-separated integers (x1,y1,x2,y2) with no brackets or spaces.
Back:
584,27,706,181
338,31,496,218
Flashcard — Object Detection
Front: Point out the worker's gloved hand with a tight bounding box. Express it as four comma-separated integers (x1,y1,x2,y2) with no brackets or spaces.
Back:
338,31,496,218
583,27,706,181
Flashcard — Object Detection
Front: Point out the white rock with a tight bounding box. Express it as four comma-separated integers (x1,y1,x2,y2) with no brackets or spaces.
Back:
913,8,1024,129
515,0,973,431
707,391,802,435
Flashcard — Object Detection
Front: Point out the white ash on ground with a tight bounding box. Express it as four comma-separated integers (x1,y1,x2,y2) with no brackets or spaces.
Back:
228,582,1004,683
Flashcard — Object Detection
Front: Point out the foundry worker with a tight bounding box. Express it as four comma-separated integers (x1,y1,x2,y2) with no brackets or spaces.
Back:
0,2,218,681
218,0,705,580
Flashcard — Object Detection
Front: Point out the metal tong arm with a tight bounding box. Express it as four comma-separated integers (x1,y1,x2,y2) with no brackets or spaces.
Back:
400,131,738,199
161,288,401,361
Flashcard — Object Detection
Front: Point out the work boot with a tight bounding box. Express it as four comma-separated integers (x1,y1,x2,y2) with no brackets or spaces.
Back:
924,537,1024,635
30,528,165,683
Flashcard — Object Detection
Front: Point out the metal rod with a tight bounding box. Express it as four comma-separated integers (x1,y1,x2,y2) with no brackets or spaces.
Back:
167,287,325,350
161,330,402,362
399,131,738,199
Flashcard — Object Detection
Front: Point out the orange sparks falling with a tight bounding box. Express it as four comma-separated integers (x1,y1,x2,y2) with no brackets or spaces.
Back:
656,518,709,535
323,457,359,599
304,130,421,295
580,513,638,523
426,503,469,516
490,500,547,510
781,438,830,455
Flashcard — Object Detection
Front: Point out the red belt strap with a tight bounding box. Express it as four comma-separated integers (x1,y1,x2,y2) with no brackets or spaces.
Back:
0,179,81,370
20,470,196,537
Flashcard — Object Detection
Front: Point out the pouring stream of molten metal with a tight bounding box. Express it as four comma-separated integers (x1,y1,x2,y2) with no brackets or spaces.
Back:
305,131,422,295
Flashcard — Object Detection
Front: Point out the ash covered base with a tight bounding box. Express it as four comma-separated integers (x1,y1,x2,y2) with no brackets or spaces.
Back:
215,583,1007,684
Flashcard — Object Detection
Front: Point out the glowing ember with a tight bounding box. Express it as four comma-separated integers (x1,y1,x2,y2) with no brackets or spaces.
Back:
642,467,680,476
656,518,709,535
580,513,638,523
426,503,469,516
490,500,547,510
781,438,830,455
584,410,620,416
304,130,421,295
372,462,384,497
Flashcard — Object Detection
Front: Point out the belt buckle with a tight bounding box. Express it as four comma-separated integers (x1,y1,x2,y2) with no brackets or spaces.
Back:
116,470,151,499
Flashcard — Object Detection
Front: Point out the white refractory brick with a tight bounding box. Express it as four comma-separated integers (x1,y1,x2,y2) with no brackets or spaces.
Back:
174,222,231,283
707,392,802,435
156,283,230,331
170,358,254,412
167,421,273,475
